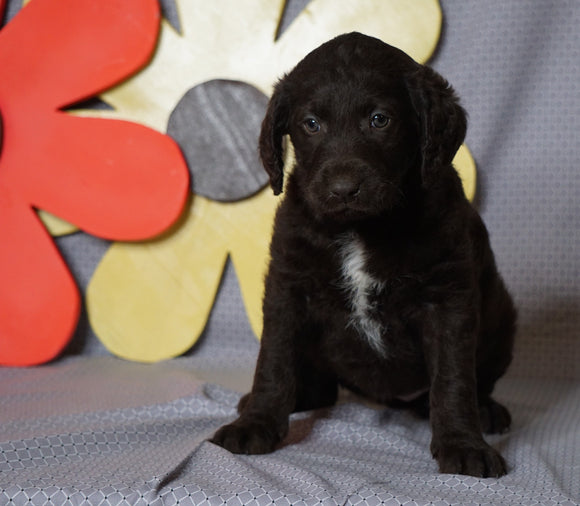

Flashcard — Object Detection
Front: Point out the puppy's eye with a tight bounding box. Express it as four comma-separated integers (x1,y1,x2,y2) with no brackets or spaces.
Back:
303,117,321,134
370,113,390,129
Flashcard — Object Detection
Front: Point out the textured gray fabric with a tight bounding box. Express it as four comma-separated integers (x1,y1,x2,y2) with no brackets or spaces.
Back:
0,0,20,25
0,367,578,504
431,1,580,380
1,0,580,504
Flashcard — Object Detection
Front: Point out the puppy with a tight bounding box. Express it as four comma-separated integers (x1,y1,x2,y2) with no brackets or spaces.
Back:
212,32,516,478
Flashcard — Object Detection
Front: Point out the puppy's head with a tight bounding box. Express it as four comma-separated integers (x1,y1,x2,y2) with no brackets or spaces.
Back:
259,32,467,223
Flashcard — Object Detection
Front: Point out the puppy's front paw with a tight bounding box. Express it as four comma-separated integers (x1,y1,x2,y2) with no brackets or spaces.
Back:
432,441,507,478
211,418,284,455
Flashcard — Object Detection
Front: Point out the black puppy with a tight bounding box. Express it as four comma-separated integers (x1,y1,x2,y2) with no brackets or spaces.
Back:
212,32,516,478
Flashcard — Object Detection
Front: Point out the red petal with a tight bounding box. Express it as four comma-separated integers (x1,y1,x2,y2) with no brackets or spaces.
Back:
0,185,80,366
0,0,159,109
7,113,189,241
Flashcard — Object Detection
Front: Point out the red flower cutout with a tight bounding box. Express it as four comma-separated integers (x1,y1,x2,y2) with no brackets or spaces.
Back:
0,0,189,365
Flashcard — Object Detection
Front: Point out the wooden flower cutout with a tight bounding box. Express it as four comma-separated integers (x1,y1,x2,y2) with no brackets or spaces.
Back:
86,0,475,362
0,0,189,365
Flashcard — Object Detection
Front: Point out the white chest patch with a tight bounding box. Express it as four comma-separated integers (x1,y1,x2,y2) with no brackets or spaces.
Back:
338,234,387,356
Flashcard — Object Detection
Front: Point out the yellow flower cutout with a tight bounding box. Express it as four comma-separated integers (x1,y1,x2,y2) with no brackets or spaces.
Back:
85,0,476,362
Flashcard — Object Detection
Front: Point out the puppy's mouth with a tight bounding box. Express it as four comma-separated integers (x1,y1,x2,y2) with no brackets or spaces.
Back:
319,194,377,222
327,197,362,214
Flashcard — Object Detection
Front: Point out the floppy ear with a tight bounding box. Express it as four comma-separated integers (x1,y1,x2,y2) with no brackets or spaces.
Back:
259,80,290,195
406,65,467,184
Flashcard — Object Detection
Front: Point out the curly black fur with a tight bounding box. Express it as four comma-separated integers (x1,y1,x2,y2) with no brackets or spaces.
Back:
212,33,516,478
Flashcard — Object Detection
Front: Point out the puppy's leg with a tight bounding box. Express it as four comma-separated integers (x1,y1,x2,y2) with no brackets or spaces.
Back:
293,360,338,412
476,357,513,435
389,390,511,435
211,340,296,454
477,292,516,435
238,360,337,414
211,274,308,454
423,306,507,478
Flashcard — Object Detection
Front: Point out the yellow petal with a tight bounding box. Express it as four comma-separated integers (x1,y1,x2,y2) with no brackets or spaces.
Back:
38,210,78,236
277,0,441,69
226,189,278,338
101,0,286,127
100,0,442,119
86,196,228,362
453,144,477,203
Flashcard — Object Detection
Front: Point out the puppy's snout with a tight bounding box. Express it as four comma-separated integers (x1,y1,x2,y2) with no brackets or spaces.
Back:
329,176,361,202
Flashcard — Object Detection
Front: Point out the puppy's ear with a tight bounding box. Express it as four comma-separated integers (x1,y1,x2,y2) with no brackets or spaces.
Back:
259,80,290,195
406,65,467,183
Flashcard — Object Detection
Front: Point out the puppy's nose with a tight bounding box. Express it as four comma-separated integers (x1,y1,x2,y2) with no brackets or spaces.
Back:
329,177,361,202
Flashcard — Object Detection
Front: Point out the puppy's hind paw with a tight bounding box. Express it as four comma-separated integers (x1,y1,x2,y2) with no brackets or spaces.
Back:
210,418,284,455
